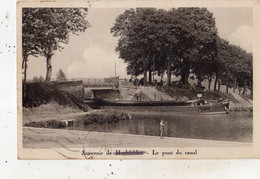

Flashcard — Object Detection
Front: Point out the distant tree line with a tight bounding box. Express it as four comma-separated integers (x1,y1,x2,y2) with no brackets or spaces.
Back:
56,69,67,82
111,8,252,94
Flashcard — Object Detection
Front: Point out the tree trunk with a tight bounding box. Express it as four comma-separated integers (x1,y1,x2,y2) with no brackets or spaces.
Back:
242,86,246,96
185,64,189,86
46,54,53,82
148,69,152,84
143,58,148,86
22,58,28,99
143,70,147,86
208,76,212,90
141,53,148,86
226,84,229,93
152,56,155,82
166,58,171,87
197,73,202,86
181,63,190,87
233,81,236,92
22,54,28,83
45,46,53,82
24,59,27,83
214,73,218,91
217,79,221,91
160,74,163,83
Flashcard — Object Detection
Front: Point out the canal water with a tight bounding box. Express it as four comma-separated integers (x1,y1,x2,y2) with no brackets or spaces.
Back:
68,112,253,142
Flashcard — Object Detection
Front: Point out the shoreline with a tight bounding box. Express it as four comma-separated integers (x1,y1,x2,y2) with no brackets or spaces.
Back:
23,127,252,148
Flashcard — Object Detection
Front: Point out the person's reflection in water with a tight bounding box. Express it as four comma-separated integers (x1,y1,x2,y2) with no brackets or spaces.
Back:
160,120,165,139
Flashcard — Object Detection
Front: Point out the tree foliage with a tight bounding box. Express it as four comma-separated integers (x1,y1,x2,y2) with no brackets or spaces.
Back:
215,37,252,93
111,7,252,94
56,69,67,81
111,8,218,87
32,75,44,82
22,8,91,82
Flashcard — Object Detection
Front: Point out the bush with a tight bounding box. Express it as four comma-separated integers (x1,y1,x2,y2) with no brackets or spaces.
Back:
24,120,66,128
74,111,129,127
24,110,130,128
23,82,91,111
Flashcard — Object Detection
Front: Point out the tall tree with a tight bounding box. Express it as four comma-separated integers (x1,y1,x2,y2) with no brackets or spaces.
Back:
172,8,217,87
111,7,253,94
22,8,42,82
214,37,231,91
214,37,252,94
22,8,91,81
232,46,252,95
111,8,169,86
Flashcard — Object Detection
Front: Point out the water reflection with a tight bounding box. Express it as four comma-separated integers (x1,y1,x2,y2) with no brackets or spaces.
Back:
69,112,252,142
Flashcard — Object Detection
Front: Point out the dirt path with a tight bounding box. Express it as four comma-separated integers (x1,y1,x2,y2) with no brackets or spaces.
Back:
120,86,174,101
23,127,252,149
229,91,252,107
139,86,173,101
22,102,96,124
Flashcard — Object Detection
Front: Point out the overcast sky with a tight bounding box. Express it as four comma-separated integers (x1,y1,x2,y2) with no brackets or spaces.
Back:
26,7,253,80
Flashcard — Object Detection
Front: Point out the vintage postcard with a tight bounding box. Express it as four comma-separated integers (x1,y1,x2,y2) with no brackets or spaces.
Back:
17,0,260,159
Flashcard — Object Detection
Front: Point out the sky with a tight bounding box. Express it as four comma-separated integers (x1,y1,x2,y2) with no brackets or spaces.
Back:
26,7,253,80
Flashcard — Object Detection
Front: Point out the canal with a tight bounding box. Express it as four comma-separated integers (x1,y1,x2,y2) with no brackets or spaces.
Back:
68,111,252,142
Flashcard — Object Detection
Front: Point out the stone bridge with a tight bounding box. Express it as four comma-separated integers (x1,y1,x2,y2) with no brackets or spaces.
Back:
53,78,120,100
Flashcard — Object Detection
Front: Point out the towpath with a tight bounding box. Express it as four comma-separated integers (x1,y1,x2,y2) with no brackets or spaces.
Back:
229,91,252,107
23,127,251,149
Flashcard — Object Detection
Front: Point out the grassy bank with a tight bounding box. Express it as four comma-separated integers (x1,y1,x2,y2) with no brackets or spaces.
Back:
23,82,91,111
73,110,129,127
156,85,240,103
24,110,130,129
22,82,130,128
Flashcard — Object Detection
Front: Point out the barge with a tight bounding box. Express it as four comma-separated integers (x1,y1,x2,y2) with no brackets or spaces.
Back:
85,99,229,113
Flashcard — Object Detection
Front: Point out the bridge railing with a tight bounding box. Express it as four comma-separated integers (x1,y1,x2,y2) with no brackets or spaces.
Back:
82,78,119,87
27,77,119,87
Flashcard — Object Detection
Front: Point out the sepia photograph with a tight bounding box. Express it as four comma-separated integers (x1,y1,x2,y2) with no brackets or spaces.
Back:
17,2,257,159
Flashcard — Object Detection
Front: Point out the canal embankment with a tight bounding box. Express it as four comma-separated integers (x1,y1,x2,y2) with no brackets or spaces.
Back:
22,82,131,126
119,85,253,112
23,127,252,148
24,109,130,128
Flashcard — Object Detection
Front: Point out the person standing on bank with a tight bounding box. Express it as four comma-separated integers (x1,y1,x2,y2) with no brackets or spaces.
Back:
160,120,165,138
